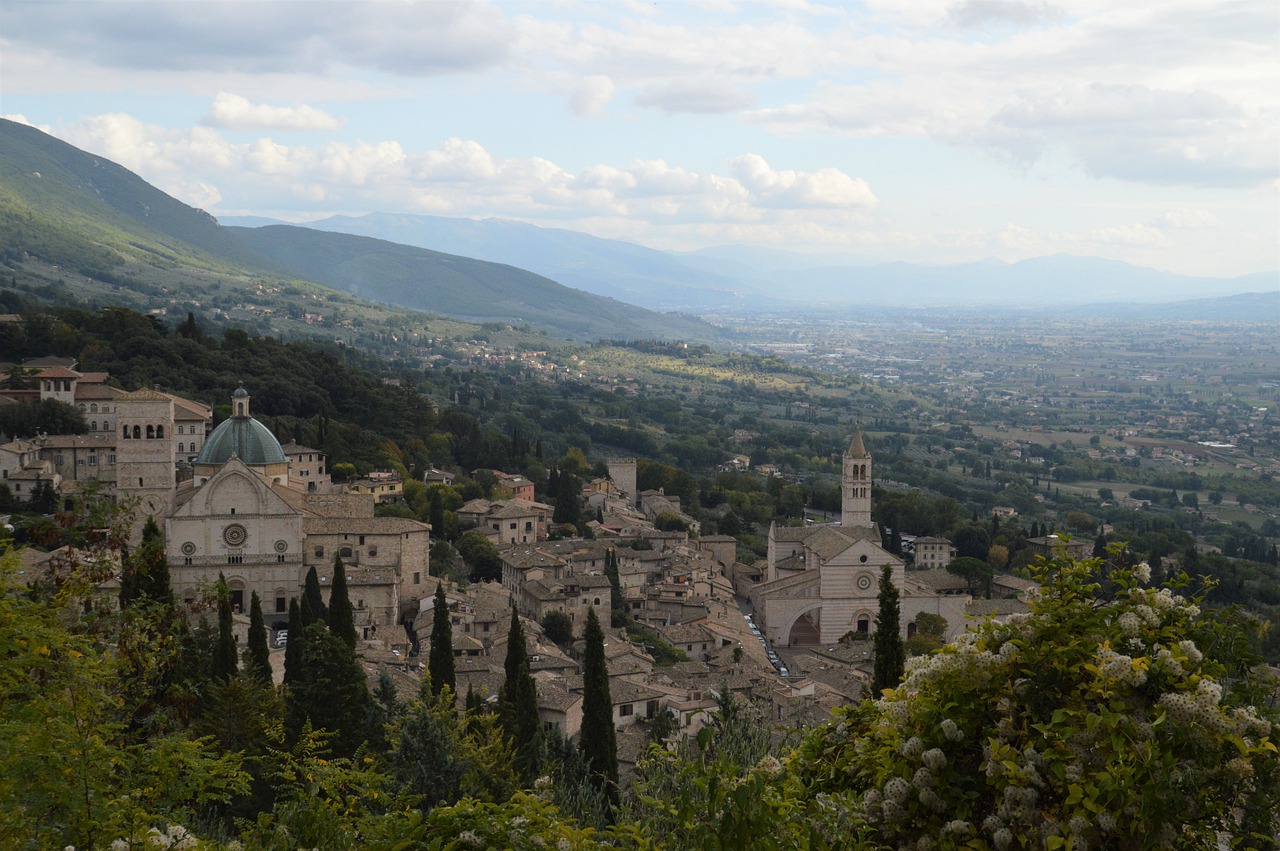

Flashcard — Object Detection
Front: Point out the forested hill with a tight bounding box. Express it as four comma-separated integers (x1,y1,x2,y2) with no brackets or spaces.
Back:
0,118,277,273
0,118,724,343
228,223,724,342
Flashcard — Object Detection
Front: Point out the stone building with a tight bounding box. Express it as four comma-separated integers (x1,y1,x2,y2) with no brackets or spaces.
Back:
750,429,972,646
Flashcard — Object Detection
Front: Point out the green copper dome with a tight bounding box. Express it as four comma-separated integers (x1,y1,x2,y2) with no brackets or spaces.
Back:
196,386,285,466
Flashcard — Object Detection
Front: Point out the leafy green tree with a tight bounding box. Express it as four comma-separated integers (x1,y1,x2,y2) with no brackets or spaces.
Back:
579,606,618,813
500,607,543,785
284,622,370,758
429,583,455,697
542,609,573,645
947,555,994,597
952,522,992,560
212,572,238,682
328,553,357,649
793,556,1280,848
457,530,503,583
246,590,272,683
872,565,904,695
389,686,466,809
553,469,582,526
632,691,797,849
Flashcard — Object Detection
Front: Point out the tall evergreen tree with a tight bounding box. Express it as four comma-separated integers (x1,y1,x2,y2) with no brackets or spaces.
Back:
284,622,370,757
135,516,172,604
500,607,543,784
283,597,302,685
872,565,905,695
328,554,357,649
302,564,327,626
212,573,238,682
246,591,272,683
553,470,582,526
429,583,455,697
579,606,618,813
604,548,625,628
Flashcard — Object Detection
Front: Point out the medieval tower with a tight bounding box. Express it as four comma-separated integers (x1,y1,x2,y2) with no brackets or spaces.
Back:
841,426,872,528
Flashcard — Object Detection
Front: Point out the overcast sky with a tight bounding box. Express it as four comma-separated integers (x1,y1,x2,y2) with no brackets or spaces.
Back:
3,0,1277,277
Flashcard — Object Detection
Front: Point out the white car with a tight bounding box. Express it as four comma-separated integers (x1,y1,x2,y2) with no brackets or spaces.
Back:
274,630,288,647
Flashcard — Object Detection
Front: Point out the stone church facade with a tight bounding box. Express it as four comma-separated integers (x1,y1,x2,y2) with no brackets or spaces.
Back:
750,430,972,646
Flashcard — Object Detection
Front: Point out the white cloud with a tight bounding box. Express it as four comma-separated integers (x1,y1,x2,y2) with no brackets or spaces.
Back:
635,81,756,114
203,92,343,131
570,75,616,118
729,155,878,208
1155,208,1224,229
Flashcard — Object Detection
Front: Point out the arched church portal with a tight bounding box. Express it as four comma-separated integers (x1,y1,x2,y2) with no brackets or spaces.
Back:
784,605,822,646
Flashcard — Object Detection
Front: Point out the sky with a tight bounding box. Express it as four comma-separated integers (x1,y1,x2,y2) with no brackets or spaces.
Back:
2,0,1277,278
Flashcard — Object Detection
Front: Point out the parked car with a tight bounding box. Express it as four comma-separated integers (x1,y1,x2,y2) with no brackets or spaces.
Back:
275,630,288,647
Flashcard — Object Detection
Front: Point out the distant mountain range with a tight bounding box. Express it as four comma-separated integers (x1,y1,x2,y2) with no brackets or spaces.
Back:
221,212,1276,313
0,119,721,342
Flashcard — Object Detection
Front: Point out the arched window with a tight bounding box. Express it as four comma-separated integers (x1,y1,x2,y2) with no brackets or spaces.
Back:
123,424,130,439
340,546,353,558
237,402,245,416
177,443,184,453
90,404,98,413
156,425,164,439
133,425,141,439
146,425,155,439
90,421,97,431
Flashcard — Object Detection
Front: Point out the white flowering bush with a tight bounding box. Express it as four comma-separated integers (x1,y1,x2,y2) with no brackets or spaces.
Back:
793,553,1280,849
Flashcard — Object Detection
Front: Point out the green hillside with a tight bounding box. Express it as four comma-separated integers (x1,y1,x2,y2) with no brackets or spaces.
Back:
229,224,721,342
0,118,276,274
0,118,721,343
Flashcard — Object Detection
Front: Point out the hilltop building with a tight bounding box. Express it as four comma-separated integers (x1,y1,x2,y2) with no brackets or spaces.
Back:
166,387,430,638
750,428,976,646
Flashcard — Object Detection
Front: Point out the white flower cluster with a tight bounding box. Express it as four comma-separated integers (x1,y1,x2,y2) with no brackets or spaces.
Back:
755,754,784,779
900,736,925,757
941,717,964,742
1096,646,1146,687
457,830,486,849
1156,678,1223,729
1176,639,1203,666
1117,611,1142,637
921,748,947,772
1133,562,1152,584
140,825,198,850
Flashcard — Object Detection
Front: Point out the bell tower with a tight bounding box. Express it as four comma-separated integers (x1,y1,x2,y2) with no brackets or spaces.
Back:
841,426,872,528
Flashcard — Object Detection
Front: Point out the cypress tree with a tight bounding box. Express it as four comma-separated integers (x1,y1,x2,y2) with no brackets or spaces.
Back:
212,573,238,682
872,565,905,695
579,606,618,812
303,564,327,625
283,597,302,685
329,554,357,649
429,583,455,697
284,622,371,757
501,607,543,784
246,591,272,683
604,548,625,628
136,516,172,604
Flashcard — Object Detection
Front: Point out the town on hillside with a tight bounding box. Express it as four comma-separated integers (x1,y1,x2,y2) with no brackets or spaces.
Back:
0,355,1045,769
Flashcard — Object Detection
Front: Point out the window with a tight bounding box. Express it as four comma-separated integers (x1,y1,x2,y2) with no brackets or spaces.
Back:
123,425,130,439
315,547,324,558
857,617,870,634
177,443,184,453
183,557,192,565
276,596,286,612
413,572,420,584
277,555,285,563
619,704,633,717
108,454,115,464
88,456,97,466
340,547,352,558
156,425,164,438
90,421,97,431
90,404,98,413
359,535,365,545
133,425,141,439
146,425,155,439
55,455,64,465
228,555,243,564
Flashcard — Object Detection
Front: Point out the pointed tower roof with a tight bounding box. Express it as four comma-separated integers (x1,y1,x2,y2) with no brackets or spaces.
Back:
847,426,867,458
